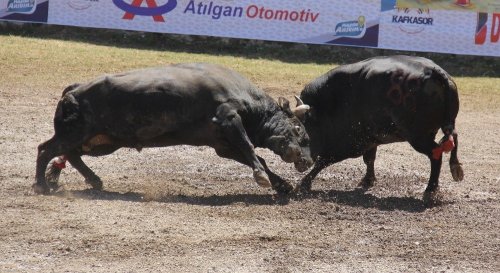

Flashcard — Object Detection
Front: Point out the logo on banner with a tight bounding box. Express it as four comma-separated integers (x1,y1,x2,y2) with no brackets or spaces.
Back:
113,0,177,22
475,12,500,45
334,16,366,38
67,0,98,11
392,8,433,34
5,0,36,14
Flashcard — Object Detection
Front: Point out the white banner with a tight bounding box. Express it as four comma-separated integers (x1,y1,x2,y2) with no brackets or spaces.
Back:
380,0,499,57
47,0,379,48
0,0,498,57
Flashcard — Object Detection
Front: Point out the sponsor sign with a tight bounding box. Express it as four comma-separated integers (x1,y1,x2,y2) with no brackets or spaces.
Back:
48,0,378,48
397,0,500,14
0,0,48,22
380,0,498,56
475,12,499,46
0,0,497,57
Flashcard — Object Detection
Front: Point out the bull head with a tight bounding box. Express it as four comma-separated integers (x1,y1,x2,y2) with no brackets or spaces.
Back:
269,97,313,172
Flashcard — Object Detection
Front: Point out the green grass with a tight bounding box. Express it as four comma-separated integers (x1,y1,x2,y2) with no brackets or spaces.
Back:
0,26,498,111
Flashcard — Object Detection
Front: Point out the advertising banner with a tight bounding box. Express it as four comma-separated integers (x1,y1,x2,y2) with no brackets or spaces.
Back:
48,0,379,48
0,0,498,57
0,0,49,22
380,0,499,56
396,0,500,14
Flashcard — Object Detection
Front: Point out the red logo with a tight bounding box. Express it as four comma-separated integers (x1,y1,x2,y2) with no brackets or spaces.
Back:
113,0,178,22
475,13,500,45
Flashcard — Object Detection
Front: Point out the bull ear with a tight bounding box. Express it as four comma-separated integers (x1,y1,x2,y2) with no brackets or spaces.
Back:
278,97,292,114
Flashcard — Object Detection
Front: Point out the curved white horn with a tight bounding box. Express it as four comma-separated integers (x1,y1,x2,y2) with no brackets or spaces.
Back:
294,95,304,107
293,104,310,118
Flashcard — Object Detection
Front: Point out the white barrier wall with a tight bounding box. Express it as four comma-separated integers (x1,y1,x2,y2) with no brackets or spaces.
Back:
0,0,498,57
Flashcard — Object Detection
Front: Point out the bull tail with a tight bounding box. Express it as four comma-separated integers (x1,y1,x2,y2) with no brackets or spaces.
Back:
433,68,464,181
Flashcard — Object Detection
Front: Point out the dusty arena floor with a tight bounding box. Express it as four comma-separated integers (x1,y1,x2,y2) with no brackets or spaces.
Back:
0,37,499,272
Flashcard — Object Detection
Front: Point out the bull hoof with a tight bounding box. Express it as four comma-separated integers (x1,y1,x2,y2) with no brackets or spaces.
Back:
272,181,294,196
423,188,443,208
293,183,312,196
86,177,103,191
450,163,464,182
253,170,271,188
32,183,50,195
358,176,376,190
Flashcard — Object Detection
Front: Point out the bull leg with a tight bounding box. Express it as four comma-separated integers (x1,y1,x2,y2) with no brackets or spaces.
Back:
66,153,103,190
34,137,70,194
408,137,443,206
359,146,377,189
295,157,331,193
45,157,64,190
213,104,270,187
449,132,464,181
213,146,292,193
257,156,294,194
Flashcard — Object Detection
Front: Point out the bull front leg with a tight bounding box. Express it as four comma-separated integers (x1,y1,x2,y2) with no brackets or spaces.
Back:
359,146,377,189
213,104,271,188
408,136,443,207
256,156,293,195
295,156,331,194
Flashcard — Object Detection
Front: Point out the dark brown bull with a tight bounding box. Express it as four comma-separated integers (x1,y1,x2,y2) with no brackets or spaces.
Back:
34,63,313,194
294,55,464,206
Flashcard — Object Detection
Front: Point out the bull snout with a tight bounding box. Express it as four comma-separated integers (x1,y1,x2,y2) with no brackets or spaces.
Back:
294,158,313,172
283,145,313,172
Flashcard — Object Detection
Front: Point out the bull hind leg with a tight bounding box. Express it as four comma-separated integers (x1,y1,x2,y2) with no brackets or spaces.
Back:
35,136,76,194
45,157,64,190
66,153,103,190
359,146,377,189
450,132,464,181
408,137,443,207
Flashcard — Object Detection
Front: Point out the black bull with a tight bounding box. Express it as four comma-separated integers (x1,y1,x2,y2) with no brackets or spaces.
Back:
294,56,464,205
34,63,313,194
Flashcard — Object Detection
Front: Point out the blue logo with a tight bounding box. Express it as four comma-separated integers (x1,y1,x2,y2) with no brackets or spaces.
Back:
6,0,36,14
113,0,177,22
335,16,366,38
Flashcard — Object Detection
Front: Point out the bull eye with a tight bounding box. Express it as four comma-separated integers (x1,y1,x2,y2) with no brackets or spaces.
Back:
295,125,301,132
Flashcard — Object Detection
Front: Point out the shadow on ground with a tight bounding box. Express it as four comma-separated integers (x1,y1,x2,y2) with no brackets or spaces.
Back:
1,24,498,77
54,187,427,212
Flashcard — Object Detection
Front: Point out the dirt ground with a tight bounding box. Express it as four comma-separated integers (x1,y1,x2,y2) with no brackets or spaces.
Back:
1,72,499,273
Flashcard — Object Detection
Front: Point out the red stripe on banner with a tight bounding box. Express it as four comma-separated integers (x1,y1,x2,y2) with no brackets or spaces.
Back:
146,0,165,22
122,0,143,20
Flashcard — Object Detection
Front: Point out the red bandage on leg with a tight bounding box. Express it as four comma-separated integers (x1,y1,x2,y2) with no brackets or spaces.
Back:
432,136,455,160
441,135,455,153
53,156,67,169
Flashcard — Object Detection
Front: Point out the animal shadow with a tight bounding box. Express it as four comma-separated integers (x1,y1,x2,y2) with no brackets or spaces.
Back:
53,189,289,206
298,188,428,212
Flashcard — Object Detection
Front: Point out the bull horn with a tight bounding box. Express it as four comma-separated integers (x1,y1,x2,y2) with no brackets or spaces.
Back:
294,95,304,107
293,104,310,118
